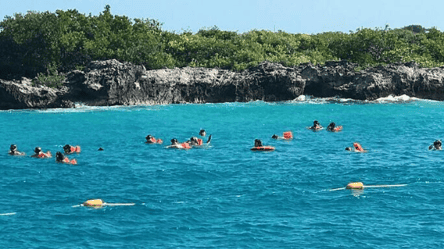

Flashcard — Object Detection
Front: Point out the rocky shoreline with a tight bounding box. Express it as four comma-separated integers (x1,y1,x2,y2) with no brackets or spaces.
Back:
1,59,444,110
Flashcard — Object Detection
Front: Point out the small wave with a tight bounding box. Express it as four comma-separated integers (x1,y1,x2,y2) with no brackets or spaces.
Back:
0,212,16,216
289,94,433,104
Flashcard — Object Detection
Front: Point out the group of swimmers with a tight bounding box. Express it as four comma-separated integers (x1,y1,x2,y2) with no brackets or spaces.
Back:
8,123,442,162
8,144,80,164
146,129,212,149
251,120,442,153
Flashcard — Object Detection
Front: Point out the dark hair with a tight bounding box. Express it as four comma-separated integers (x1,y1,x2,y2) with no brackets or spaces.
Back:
63,144,70,151
271,134,278,139
146,135,153,140
34,147,42,153
254,139,263,147
314,120,319,125
171,138,178,144
56,152,64,162
199,129,206,135
434,140,442,146
10,144,17,150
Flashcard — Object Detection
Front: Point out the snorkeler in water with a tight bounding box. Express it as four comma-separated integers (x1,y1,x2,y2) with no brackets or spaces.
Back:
271,131,293,140
187,135,212,147
8,144,25,156
31,147,52,158
345,142,367,153
63,144,81,154
326,122,343,132
166,138,191,149
199,129,206,137
145,135,163,144
307,120,323,131
251,139,275,151
56,151,77,165
429,140,442,151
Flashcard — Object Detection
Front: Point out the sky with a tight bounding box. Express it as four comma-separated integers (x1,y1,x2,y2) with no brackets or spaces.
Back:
1,0,443,34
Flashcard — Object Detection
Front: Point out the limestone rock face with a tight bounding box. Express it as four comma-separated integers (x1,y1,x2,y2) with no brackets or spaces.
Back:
1,59,444,110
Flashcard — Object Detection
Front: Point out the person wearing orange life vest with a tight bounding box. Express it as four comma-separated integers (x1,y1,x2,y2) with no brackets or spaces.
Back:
145,135,163,144
271,131,293,140
31,147,52,158
166,138,191,149
56,152,77,165
326,122,343,132
63,144,81,154
8,144,25,156
346,142,367,152
187,135,212,147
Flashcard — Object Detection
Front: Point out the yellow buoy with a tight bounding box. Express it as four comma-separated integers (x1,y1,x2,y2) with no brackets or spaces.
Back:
346,182,364,190
83,199,104,208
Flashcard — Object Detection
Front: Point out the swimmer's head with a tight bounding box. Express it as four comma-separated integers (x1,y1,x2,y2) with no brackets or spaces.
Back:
10,144,17,151
345,147,352,151
146,135,153,140
254,139,263,147
63,144,70,153
191,137,198,143
434,140,442,148
34,147,42,154
314,120,319,125
271,134,278,139
171,138,178,145
199,129,206,136
329,122,335,128
56,151,64,162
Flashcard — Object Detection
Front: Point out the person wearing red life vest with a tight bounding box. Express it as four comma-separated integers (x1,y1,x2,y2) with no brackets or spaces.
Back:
345,142,367,153
166,138,191,149
63,144,81,154
188,135,212,147
31,147,52,158
56,152,77,165
271,131,293,140
326,122,343,132
145,135,163,144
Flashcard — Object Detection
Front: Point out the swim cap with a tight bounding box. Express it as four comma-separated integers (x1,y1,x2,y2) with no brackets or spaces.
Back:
34,147,42,153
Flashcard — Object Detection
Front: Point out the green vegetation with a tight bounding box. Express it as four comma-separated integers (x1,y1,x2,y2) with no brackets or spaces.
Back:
1,5,444,86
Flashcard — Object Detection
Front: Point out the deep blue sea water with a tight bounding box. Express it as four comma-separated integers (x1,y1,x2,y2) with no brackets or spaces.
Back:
1,100,444,248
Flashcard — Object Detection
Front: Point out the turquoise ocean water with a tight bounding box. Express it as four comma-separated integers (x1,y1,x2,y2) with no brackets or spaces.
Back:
1,100,444,248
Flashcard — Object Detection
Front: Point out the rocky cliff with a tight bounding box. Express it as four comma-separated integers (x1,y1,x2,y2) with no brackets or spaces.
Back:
1,59,444,110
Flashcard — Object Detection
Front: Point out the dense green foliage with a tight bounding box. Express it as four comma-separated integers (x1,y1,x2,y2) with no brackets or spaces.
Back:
1,5,444,83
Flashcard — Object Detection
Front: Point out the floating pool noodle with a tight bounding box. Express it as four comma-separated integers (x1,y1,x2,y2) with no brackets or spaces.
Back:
330,182,407,191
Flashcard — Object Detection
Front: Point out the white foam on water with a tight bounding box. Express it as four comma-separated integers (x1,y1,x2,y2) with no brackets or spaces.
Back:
0,212,16,216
